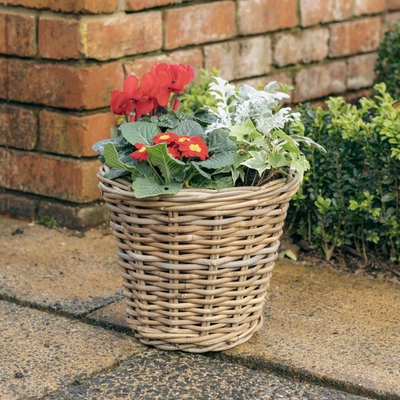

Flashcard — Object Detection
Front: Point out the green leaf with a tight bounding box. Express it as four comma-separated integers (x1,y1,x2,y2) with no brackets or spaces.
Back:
189,175,234,189
198,129,237,169
92,136,128,153
146,143,186,183
121,122,161,145
171,120,204,136
382,192,395,202
290,154,310,181
267,151,289,168
132,176,182,198
103,168,131,180
103,143,136,172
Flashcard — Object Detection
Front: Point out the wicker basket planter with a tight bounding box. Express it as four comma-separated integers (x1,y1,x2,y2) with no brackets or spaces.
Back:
98,165,300,353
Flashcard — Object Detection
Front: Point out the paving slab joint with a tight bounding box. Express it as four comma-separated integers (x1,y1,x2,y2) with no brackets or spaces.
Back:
212,353,399,400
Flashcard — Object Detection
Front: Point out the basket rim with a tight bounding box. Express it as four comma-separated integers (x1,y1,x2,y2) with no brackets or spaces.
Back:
97,164,300,202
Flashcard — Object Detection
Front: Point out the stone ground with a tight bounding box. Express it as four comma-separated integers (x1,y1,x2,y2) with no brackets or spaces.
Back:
0,215,399,400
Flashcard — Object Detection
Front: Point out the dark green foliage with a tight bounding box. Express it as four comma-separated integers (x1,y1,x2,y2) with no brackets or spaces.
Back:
288,84,400,262
374,21,400,100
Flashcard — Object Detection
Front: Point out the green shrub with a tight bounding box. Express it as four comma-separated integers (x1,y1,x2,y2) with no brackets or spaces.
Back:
179,68,220,114
288,83,400,262
374,21,400,101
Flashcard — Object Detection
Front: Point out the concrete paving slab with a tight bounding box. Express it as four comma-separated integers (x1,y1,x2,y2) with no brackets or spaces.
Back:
220,260,400,399
46,349,368,400
0,217,122,316
86,299,129,332
0,300,143,399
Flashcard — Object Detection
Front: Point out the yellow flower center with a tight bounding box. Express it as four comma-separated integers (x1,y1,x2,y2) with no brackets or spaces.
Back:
189,144,202,152
138,146,147,153
159,134,171,140
178,137,191,142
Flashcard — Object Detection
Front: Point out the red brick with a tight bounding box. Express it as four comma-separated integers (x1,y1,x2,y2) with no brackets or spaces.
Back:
0,8,37,57
294,61,347,102
0,0,119,14
38,110,117,157
5,59,124,110
387,0,400,10
126,0,186,11
0,148,101,203
124,49,203,80
273,28,329,67
0,57,8,96
347,53,378,90
238,0,297,35
300,0,352,27
273,32,302,67
204,37,272,81
38,14,83,59
354,0,386,15
329,18,381,57
39,12,162,61
385,11,400,25
301,27,330,64
164,2,235,50
0,104,37,150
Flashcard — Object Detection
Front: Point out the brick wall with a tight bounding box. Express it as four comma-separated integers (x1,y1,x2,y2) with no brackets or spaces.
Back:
1,0,400,229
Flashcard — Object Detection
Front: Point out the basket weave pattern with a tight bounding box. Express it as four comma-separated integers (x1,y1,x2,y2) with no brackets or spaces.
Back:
98,166,300,352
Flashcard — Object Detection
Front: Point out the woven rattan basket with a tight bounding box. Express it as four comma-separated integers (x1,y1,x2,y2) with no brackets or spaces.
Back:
97,165,300,352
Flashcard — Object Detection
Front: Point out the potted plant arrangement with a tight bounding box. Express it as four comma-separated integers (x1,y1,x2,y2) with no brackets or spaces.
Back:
93,63,323,352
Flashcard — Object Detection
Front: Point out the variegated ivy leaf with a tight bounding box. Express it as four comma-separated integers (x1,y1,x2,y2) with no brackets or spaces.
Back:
290,154,310,181
229,120,259,143
242,150,270,176
267,151,289,168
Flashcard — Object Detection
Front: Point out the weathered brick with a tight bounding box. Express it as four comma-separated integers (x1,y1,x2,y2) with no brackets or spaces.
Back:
354,0,386,15
124,49,203,80
0,8,37,56
385,11,400,25
0,104,37,150
0,0,119,14
0,191,39,221
273,28,329,67
164,2,235,50
38,14,83,59
204,37,272,81
126,0,186,11
238,0,297,35
329,18,381,57
300,0,352,27
273,32,302,67
387,0,400,10
301,27,330,64
38,110,117,157
294,61,347,102
39,12,162,61
4,59,124,110
347,53,378,90
37,201,109,230
0,57,7,95
0,148,101,203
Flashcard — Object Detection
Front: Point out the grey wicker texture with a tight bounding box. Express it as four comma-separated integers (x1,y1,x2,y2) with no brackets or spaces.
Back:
97,165,300,352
